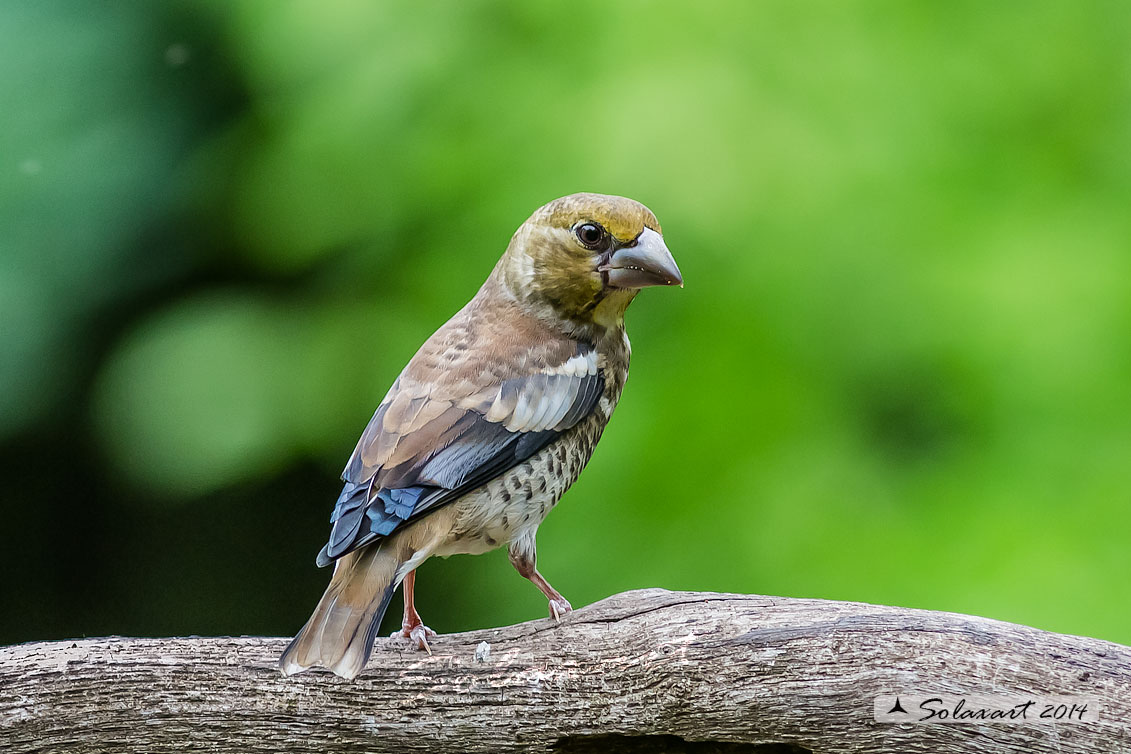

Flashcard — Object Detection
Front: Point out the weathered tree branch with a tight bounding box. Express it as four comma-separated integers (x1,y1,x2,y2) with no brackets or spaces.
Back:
2,589,1128,753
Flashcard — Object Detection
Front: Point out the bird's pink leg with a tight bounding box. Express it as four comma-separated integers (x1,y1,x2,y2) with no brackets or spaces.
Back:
391,570,436,653
509,549,572,620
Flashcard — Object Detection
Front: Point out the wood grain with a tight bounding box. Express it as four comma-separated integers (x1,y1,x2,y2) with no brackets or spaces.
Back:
2,589,1128,753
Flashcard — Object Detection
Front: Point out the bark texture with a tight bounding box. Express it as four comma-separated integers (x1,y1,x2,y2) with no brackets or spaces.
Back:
2,589,1128,753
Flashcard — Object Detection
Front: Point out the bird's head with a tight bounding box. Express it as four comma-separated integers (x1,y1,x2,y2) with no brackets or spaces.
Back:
498,193,682,330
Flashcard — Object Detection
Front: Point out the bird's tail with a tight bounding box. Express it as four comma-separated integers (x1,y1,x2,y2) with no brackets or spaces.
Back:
279,541,406,680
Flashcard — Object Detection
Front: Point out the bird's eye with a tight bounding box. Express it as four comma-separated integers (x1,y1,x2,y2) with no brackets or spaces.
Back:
574,222,605,249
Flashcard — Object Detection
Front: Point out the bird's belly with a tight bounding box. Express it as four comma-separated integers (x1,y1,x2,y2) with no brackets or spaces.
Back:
432,426,600,557
432,490,550,557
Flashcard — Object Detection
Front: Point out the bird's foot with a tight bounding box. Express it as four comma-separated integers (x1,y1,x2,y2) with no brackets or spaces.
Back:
547,596,573,621
391,622,437,654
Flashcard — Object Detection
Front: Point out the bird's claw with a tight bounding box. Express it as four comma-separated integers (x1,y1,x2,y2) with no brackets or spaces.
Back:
391,623,437,654
409,624,436,654
548,597,573,621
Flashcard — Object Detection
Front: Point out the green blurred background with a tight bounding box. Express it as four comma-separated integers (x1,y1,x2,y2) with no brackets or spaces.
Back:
2,1,1129,649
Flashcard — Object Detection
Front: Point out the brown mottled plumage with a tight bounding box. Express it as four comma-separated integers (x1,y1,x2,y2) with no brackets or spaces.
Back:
280,193,681,679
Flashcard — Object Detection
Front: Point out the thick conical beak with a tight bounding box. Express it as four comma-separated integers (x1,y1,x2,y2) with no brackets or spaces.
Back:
599,227,683,289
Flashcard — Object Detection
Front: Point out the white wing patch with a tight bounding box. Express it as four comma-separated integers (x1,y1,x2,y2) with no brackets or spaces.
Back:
546,352,596,377
473,350,599,433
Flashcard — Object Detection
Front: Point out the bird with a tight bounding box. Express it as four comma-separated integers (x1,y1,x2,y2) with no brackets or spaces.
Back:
279,192,682,680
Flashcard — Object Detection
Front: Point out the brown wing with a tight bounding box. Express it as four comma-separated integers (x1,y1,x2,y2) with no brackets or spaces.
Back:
317,304,603,566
